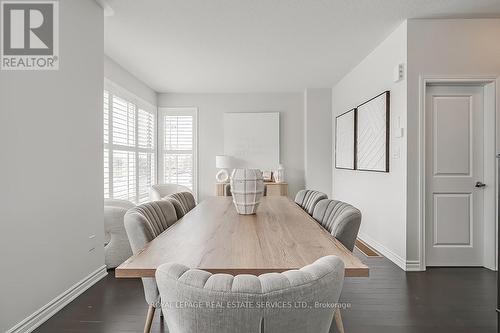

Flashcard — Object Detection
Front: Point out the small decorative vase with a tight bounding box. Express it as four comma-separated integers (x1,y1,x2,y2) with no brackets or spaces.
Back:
230,169,265,215
274,164,285,183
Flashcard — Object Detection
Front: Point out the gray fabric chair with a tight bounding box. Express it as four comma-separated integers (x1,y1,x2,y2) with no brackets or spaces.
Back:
161,197,186,220
124,200,178,333
149,183,192,201
104,199,135,269
312,199,362,252
294,189,328,215
165,192,196,218
155,255,345,333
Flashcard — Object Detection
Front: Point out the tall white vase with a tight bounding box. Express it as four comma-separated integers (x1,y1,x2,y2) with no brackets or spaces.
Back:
230,169,265,215
274,164,285,183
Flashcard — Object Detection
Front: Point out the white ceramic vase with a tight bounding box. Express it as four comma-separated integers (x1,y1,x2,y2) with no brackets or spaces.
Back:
274,164,285,183
230,169,265,215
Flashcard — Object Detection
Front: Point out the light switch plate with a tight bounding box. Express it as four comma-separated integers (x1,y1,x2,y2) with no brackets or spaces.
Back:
393,146,401,159
393,63,404,82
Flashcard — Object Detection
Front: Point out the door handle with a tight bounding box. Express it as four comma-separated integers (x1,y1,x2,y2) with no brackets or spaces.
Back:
475,181,486,188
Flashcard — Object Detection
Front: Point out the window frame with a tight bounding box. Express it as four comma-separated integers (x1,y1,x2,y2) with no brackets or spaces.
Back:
157,107,199,199
104,79,157,203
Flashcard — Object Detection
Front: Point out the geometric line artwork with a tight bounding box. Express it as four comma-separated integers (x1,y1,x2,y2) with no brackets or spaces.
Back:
335,109,356,170
356,91,390,172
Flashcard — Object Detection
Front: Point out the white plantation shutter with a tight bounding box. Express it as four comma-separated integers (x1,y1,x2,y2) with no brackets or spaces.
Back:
112,96,135,147
158,108,197,196
103,83,156,203
104,90,109,144
138,152,155,203
138,109,154,149
137,108,156,202
104,91,110,198
112,150,136,200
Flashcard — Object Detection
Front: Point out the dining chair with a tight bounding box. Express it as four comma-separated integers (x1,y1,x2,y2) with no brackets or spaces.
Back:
124,200,178,333
104,199,134,268
149,183,192,201
294,189,328,215
164,191,196,219
155,255,345,333
312,199,362,252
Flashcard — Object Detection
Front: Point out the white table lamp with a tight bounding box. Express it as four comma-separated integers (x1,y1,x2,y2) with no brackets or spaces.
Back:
215,155,233,183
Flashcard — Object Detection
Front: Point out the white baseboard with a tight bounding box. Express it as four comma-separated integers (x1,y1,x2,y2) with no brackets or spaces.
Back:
405,260,424,271
6,265,108,333
358,233,406,270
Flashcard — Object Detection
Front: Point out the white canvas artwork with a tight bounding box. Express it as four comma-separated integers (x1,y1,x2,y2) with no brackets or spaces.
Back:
224,112,280,170
335,109,355,169
356,91,389,172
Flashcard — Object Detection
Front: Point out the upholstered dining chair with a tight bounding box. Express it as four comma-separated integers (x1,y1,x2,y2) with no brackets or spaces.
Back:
294,189,328,215
163,191,197,219
155,255,345,333
149,183,192,201
104,199,135,268
312,199,362,252
124,200,178,333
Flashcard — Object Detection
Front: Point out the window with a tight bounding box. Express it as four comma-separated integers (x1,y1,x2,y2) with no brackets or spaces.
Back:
104,83,156,204
158,108,198,196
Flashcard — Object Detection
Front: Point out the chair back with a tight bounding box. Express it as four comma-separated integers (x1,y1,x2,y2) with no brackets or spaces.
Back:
312,199,361,251
150,183,192,201
294,189,327,215
165,192,196,219
104,199,135,268
124,200,178,307
155,255,344,333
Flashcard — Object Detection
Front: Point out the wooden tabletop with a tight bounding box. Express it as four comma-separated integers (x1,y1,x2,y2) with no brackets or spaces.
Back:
116,196,369,278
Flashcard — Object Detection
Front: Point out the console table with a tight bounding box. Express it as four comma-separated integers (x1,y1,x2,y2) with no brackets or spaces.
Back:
215,182,288,197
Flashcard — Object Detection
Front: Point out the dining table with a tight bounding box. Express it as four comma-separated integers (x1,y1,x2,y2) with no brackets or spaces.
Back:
116,196,369,278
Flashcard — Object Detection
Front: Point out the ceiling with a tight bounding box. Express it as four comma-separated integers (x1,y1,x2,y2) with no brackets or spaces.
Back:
104,0,500,93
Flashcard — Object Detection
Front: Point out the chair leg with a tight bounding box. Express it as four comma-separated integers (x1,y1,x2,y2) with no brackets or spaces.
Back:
334,308,345,333
143,305,155,333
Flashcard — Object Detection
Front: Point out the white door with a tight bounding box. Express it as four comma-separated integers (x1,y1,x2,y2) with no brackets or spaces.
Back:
425,85,485,266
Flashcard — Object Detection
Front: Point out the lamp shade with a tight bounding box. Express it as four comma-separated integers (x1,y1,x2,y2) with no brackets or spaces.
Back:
216,155,233,169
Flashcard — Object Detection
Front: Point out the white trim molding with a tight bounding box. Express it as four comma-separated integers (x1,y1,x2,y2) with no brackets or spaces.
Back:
358,233,406,270
417,75,499,272
406,260,422,271
6,266,107,333
94,0,114,16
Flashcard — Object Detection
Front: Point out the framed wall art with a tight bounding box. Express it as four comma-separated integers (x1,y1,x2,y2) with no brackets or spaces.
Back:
356,91,390,172
335,108,356,170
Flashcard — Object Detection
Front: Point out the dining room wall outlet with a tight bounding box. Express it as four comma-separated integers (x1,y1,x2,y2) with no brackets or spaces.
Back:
88,234,96,252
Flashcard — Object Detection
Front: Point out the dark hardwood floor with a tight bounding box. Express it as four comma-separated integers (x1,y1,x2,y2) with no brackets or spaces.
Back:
34,250,497,333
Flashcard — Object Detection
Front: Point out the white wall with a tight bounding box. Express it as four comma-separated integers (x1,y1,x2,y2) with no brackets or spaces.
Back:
0,1,105,331
332,21,408,268
104,55,157,106
157,93,305,200
406,19,500,266
304,88,332,196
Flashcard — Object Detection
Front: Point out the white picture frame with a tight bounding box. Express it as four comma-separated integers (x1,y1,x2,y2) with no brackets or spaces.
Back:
335,109,356,170
356,91,390,172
